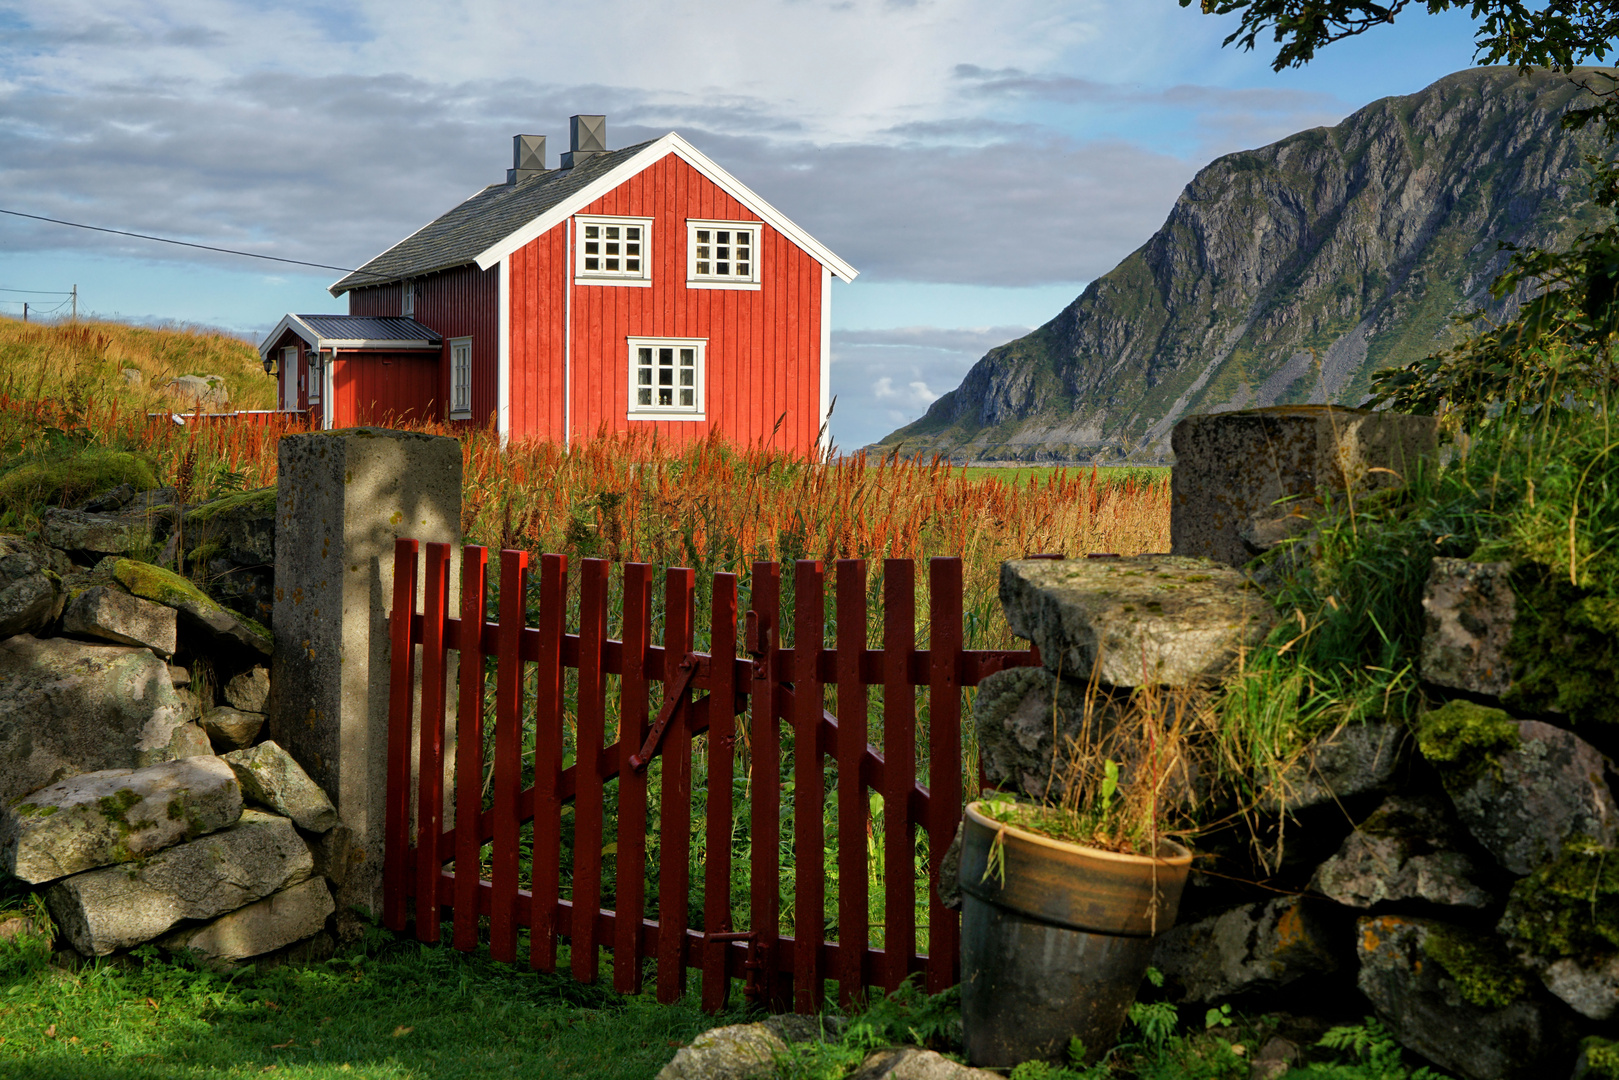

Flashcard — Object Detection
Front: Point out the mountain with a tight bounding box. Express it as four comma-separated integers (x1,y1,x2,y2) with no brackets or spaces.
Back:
872,68,1611,463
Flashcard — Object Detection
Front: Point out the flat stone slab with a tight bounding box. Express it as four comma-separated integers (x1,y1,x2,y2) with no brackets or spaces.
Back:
63,586,177,658
45,809,313,955
1170,406,1437,567
202,707,264,751
1416,702,1619,876
1000,555,1276,687
1,756,241,883
1312,795,1491,909
161,876,334,964
1421,558,1516,697
111,558,272,657
847,1048,1003,1080
43,508,153,559
0,634,203,804
656,1016,841,1080
223,741,337,832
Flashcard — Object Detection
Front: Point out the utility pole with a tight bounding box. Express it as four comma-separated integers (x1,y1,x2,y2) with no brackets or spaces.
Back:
21,303,26,323
71,285,77,322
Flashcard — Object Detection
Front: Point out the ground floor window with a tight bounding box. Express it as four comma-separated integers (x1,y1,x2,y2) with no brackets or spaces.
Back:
449,337,472,419
307,350,322,404
627,337,705,419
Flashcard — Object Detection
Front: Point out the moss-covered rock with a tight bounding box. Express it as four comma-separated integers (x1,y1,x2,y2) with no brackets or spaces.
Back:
1422,923,1534,1009
1504,567,1619,732
110,558,272,657
1414,700,1520,791
1498,838,1619,1020
0,449,158,513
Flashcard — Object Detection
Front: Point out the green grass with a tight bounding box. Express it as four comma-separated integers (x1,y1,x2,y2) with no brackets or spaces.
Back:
0,925,734,1080
958,465,1169,488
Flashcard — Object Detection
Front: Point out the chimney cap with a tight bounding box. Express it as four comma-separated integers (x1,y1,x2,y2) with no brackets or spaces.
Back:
561,115,606,169
508,133,548,184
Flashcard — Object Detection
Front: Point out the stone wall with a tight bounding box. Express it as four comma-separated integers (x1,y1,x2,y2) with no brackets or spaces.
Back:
972,409,1619,1080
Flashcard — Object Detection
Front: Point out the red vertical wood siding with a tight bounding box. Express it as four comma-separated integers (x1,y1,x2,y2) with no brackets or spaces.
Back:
347,263,499,429
329,350,440,427
505,154,825,454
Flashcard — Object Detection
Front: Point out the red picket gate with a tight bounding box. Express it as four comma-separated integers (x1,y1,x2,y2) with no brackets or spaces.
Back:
383,540,1039,1012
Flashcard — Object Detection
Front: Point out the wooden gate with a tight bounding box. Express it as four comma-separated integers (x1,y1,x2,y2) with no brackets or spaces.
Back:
383,540,1038,1012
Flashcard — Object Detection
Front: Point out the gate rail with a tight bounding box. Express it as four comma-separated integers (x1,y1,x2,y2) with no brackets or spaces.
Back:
384,540,1039,1012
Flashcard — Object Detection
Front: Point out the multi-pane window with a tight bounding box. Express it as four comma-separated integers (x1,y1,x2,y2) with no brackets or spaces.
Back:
306,350,322,405
576,216,652,283
687,221,760,287
627,338,705,418
449,338,472,419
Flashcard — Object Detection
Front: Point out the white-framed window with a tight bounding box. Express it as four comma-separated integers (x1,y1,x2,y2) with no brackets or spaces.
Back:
627,337,705,420
449,337,472,419
307,350,322,405
575,216,653,286
401,279,415,317
687,221,760,289
281,346,297,410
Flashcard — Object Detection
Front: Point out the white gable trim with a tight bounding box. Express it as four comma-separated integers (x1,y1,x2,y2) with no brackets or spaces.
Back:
259,313,319,359
258,313,439,357
473,133,858,283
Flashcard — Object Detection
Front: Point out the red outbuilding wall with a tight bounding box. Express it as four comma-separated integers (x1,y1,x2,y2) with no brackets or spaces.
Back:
348,263,500,430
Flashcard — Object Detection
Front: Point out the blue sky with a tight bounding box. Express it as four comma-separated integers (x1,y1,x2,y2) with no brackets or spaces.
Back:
0,0,1487,447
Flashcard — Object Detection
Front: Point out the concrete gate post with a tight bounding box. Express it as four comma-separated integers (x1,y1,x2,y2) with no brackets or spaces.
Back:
270,428,461,928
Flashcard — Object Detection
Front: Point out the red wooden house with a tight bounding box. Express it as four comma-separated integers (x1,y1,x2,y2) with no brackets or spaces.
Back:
260,116,857,454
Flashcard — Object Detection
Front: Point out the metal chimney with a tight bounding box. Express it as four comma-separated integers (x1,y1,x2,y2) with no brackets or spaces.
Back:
508,134,548,184
561,115,606,169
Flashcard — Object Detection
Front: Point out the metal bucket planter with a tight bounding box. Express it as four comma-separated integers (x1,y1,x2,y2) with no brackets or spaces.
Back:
958,801,1193,1068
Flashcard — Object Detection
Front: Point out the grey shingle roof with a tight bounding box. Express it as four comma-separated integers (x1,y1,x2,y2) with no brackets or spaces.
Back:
331,141,658,296
295,315,442,344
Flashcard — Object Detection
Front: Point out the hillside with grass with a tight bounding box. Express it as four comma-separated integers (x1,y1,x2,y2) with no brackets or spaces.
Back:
0,315,276,414
873,67,1612,463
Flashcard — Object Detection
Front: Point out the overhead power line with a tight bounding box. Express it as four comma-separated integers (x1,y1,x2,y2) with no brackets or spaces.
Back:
0,286,74,295
0,208,386,280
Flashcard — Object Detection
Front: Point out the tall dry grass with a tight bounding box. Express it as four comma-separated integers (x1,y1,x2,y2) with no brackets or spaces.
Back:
0,314,275,412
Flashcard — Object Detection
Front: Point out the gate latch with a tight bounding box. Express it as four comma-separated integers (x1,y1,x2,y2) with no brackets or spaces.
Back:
629,653,700,771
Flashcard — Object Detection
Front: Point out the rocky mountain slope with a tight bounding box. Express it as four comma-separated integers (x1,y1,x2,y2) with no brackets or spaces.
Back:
873,68,1612,463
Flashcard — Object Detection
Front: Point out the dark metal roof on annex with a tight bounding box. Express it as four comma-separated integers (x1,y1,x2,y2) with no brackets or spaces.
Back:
330,141,657,296
294,315,442,344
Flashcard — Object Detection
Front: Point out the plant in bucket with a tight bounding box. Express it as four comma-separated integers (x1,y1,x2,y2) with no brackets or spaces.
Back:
959,670,1204,1070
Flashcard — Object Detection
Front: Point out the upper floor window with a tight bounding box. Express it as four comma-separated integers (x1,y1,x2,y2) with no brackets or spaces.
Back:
687,221,760,289
402,279,415,317
627,337,705,420
449,337,472,419
576,216,652,286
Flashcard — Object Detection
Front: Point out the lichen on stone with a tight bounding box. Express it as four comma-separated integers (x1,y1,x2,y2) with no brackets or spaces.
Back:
1421,923,1533,1009
1583,1037,1619,1080
1503,566,1619,730
1413,699,1520,791
182,486,276,525
1499,836,1619,966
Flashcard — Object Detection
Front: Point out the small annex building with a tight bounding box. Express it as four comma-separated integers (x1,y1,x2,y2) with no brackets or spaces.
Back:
261,115,857,454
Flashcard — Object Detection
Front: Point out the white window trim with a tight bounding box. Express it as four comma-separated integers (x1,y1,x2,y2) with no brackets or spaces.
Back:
574,215,653,287
307,349,322,405
402,279,415,317
686,219,761,290
627,337,706,421
449,336,473,419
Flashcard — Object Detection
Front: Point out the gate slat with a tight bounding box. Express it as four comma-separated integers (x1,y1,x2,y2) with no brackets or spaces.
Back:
835,559,868,1005
572,558,610,984
701,573,738,1012
748,562,787,1010
881,558,916,991
926,557,964,993
453,545,489,951
530,554,569,972
415,541,452,942
383,538,420,933
491,549,529,963
656,568,696,1004
793,559,826,1014
613,564,654,995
